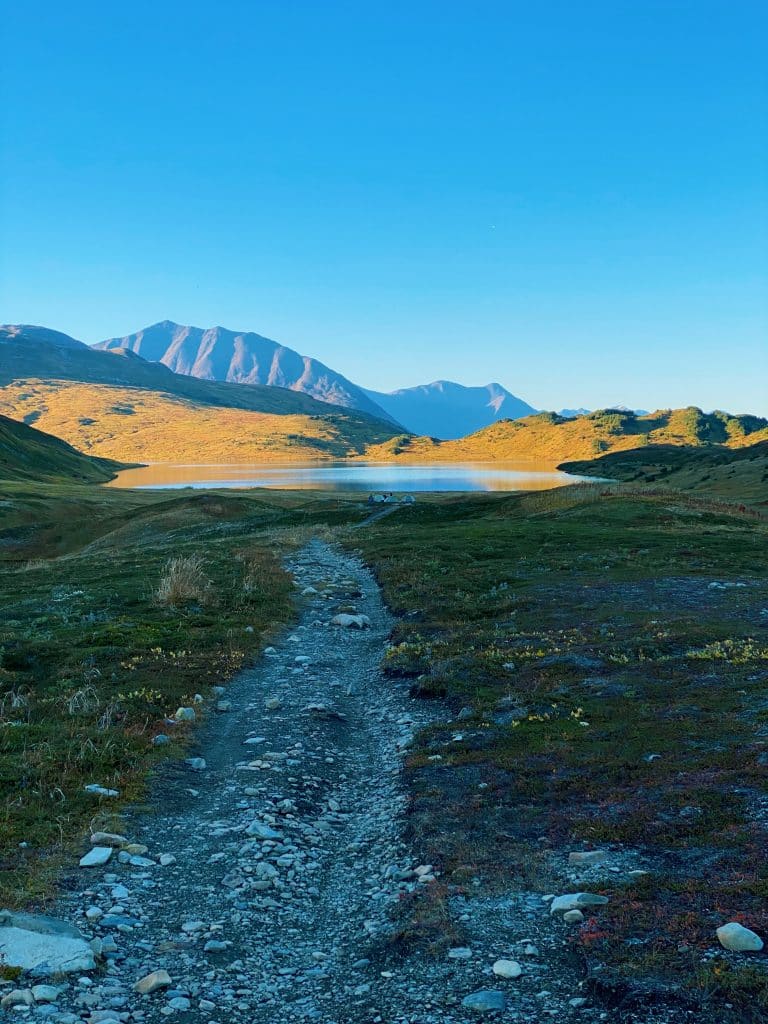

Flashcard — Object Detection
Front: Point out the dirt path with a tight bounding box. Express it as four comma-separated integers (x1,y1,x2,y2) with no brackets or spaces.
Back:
38,541,685,1023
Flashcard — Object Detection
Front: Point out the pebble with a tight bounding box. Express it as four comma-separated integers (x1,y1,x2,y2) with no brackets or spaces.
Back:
134,970,172,995
491,959,522,979
461,989,507,1012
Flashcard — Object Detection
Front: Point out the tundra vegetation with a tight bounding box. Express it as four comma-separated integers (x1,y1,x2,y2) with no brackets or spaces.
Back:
1,452,767,1014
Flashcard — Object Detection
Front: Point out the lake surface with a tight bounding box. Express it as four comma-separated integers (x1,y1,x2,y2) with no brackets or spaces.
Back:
108,461,597,492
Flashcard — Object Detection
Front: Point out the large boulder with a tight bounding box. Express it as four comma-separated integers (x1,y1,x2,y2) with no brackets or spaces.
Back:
717,922,764,952
0,910,96,975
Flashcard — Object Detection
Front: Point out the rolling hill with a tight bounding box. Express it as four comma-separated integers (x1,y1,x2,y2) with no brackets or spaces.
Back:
363,380,536,439
366,407,768,465
0,413,124,483
94,321,396,422
561,441,768,503
0,326,402,462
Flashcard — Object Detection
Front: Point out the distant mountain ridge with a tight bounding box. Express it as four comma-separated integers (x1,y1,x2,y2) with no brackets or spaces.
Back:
364,381,536,439
94,321,397,423
0,324,403,463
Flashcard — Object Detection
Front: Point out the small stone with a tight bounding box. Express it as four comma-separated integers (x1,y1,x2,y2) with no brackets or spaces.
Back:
1,990,34,1009
174,707,196,722
79,847,112,868
491,959,522,979
569,997,588,1008
31,985,60,1003
246,822,281,839
563,909,585,923
461,989,507,1013
134,970,172,995
90,832,127,847
447,946,472,959
264,697,282,711
167,997,191,1011
153,734,170,746
158,854,176,866
123,843,148,855
330,613,371,629
717,922,764,952
185,758,206,771
568,850,608,866
181,920,206,933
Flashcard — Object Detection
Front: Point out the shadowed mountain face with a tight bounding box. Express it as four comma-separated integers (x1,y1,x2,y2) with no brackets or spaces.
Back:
94,321,397,423
0,412,123,482
364,380,536,439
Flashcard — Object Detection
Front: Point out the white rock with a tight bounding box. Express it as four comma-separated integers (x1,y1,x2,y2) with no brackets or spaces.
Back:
447,946,472,959
563,909,585,923
158,853,176,866
717,922,764,952
492,959,522,979
79,847,112,868
331,613,371,629
0,910,96,974
174,707,196,722
185,757,206,771
31,985,60,1003
84,784,119,797
550,892,609,915
1,990,34,1009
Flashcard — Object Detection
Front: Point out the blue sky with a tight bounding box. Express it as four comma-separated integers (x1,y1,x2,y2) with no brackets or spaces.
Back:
2,1,766,413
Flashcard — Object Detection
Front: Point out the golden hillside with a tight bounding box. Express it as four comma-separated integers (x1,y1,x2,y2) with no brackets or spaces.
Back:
0,380,399,463
367,408,768,465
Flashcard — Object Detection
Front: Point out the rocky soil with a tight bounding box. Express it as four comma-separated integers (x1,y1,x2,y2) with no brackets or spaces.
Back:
2,542,707,1023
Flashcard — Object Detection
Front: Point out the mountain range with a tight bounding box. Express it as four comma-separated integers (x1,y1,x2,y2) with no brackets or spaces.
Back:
0,324,401,462
94,321,395,424
364,381,536,439
1,324,765,472
93,321,536,438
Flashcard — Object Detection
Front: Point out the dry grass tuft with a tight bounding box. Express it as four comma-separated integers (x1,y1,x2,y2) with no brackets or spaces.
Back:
156,554,211,607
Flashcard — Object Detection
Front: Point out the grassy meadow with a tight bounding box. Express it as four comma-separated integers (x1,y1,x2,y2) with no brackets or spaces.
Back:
1,456,767,1016
0,479,364,904
354,487,768,1014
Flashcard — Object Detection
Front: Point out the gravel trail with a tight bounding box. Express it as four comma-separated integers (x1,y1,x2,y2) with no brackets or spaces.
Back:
27,541,694,1023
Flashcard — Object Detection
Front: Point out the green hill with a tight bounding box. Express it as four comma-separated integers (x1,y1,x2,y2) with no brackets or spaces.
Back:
561,439,768,503
0,413,125,483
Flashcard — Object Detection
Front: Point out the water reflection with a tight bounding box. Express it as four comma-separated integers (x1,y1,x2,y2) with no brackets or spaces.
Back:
108,461,596,492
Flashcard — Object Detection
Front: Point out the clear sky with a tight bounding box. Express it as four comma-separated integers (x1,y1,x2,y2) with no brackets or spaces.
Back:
2,1,766,413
